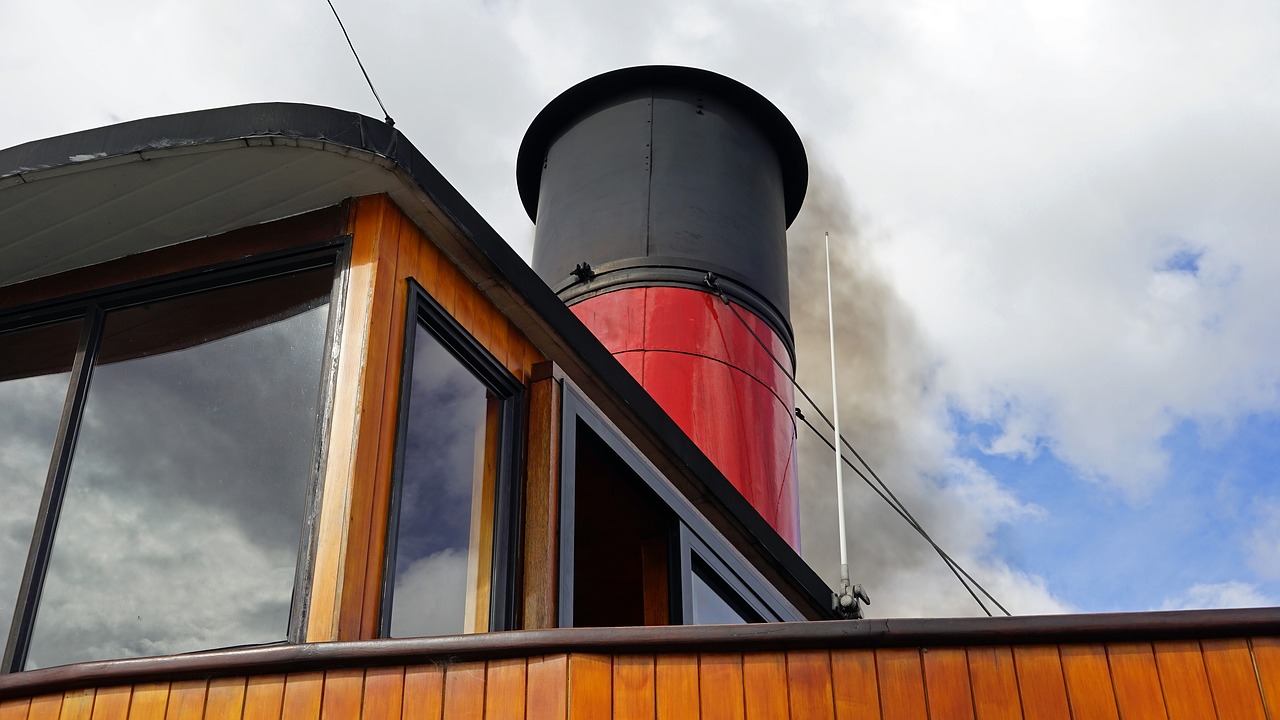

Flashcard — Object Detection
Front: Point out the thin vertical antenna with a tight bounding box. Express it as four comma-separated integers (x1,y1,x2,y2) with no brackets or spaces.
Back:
324,0,395,126
825,231,868,618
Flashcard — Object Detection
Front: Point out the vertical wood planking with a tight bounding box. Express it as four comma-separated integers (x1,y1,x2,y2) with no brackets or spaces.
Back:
875,649,927,720
89,688,130,720
361,667,404,720
568,654,612,720
1150,641,1215,720
0,699,30,720
522,368,561,629
1201,638,1266,719
786,650,836,720
922,648,975,720
403,664,445,720
968,647,1022,720
165,681,208,720
527,654,569,720
699,654,745,720
57,690,94,720
27,696,63,720
1011,646,1070,720
485,658,527,720
613,655,655,720
339,197,403,640
1106,643,1167,720
657,654,701,720
128,684,170,720
1060,645,1119,720
306,196,389,641
204,678,247,720
831,650,880,720
741,652,790,720
1252,637,1280,718
320,669,364,720
442,661,487,720
280,673,324,720
242,676,286,720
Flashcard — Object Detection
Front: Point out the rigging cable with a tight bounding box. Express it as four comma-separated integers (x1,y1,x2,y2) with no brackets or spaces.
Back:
324,0,396,127
703,272,1011,617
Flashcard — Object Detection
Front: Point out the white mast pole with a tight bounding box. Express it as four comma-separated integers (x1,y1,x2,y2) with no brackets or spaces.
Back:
825,231,864,617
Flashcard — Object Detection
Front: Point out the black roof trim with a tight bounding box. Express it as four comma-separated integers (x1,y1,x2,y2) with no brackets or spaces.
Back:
0,102,835,619
516,65,809,226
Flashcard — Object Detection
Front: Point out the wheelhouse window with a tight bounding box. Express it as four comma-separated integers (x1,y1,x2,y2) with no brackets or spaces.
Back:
381,282,521,638
1,257,339,671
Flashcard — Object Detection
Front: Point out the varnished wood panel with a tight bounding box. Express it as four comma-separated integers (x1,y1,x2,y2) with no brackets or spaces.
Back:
402,664,444,720
1059,645,1119,720
1251,637,1280,718
279,673,323,720
0,698,30,720
164,681,206,720
699,654,744,720
741,653,789,720
57,690,93,720
567,655,611,720
830,649,879,720
969,647,1022,720
875,649,927,720
1151,641,1215,720
1010,646,1069,720
442,662,486,720
655,654,698,720
526,654,568,720
319,669,363,720
785,650,835,720
485,658,526,720
128,684,169,720
361,667,403,720
921,648,974,720
242,675,285,720
1106,643,1167,720
523,368,562,630
1201,638,1266,720
613,655,654,720
26,695,62,720
90,688,130,720
203,678,245,720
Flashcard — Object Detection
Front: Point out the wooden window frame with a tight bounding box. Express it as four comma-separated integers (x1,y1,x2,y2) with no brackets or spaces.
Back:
0,240,350,673
379,279,525,637
556,381,804,628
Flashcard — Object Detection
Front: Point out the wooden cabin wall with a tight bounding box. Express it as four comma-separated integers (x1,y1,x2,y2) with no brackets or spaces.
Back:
307,194,547,643
4,638,1276,719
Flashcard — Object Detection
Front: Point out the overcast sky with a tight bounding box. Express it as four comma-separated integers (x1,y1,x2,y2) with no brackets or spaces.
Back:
4,0,1279,618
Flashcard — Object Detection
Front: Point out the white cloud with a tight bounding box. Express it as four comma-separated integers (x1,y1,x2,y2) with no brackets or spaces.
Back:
1161,581,1277,611
1248,501,1280,580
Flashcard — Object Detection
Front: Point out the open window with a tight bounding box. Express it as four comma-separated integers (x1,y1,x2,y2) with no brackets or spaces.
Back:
0,248,344,671
558,384,802,627
380,281,523,637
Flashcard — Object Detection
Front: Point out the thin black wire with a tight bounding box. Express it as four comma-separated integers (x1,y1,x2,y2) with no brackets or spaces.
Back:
324,0,395,127
795,409,992,616
705,275,1011,616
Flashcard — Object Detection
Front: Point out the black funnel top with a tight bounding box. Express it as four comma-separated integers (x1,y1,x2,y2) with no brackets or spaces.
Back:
517,66,808,354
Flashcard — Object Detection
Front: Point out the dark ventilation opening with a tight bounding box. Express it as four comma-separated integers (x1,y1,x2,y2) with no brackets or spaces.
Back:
570,422,674,627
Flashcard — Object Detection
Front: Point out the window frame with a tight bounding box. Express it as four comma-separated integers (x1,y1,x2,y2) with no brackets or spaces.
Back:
378,279,525,637
557,382,804,628
0,240,349,673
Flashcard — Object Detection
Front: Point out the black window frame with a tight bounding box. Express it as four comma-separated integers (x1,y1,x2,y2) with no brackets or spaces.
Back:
379,279,525,637
557,382,804,628
0,239,350,673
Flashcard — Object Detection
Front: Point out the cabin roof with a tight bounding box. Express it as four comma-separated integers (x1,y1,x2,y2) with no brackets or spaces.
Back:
0,102,837,619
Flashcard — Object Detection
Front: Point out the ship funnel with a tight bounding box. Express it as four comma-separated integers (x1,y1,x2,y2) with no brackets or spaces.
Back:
518,65,808,547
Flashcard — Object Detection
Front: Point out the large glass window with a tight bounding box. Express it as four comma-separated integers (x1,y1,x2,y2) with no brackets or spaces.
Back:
382,283,521,638
2,259,337,671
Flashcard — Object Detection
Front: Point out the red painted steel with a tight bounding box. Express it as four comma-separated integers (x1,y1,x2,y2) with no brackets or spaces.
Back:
572,286,800,547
